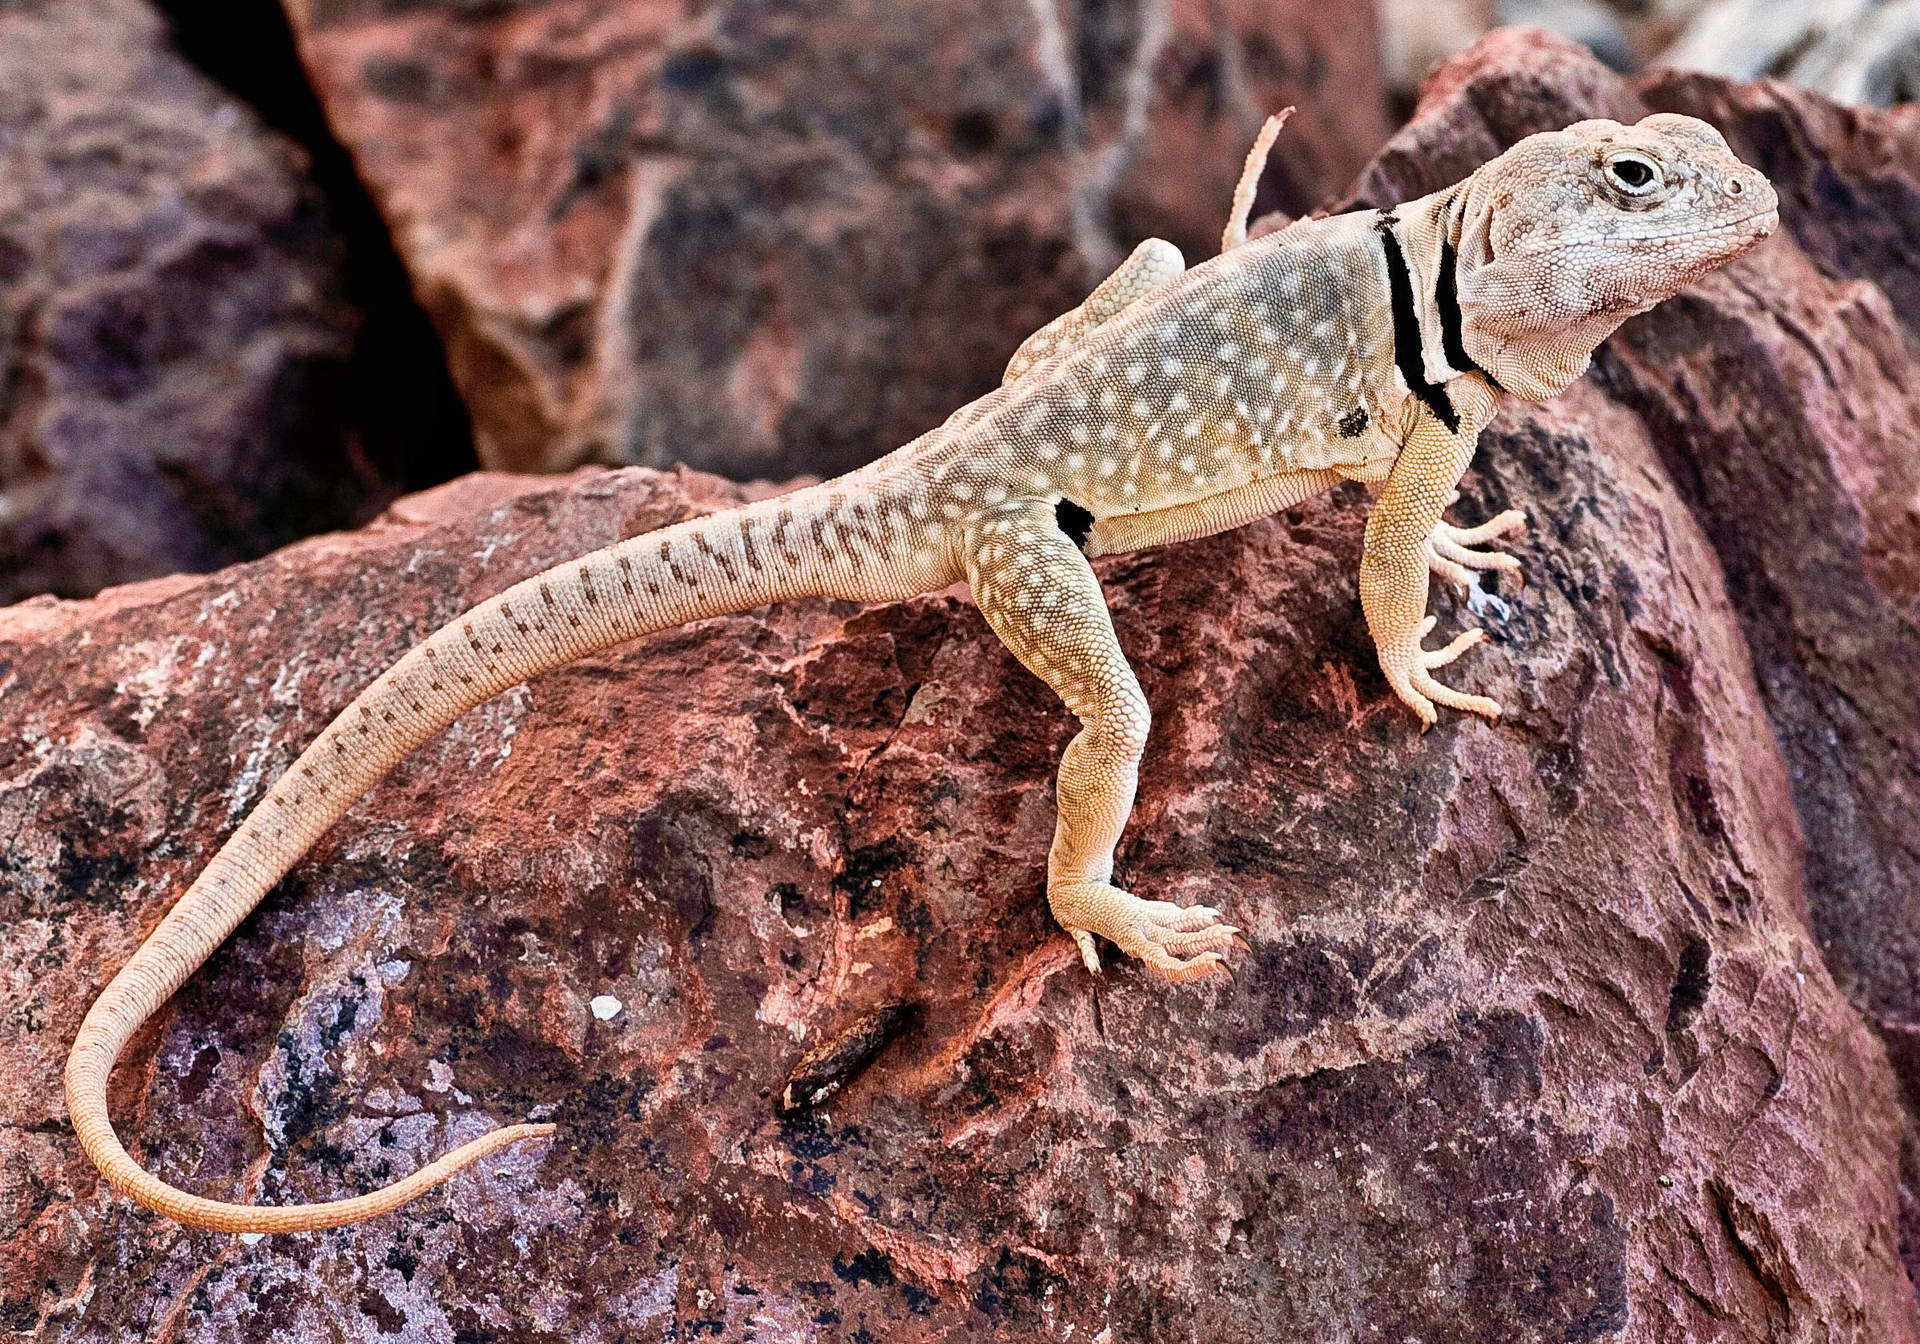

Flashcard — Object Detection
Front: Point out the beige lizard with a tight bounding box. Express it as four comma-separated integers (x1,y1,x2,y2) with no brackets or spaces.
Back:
65,114,1777,1233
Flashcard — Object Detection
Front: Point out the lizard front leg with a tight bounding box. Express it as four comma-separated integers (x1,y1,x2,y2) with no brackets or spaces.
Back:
964,500,1237,980
1361,378,1505,727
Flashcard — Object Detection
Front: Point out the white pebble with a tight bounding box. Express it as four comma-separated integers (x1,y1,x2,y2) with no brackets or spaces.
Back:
590,994,623,1021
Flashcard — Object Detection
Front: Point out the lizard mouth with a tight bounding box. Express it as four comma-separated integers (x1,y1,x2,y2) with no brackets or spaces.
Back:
1617,209,1779,246
1520,209,1779,257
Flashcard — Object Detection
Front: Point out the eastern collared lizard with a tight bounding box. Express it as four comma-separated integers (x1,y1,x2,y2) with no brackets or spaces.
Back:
65,113,1778,1233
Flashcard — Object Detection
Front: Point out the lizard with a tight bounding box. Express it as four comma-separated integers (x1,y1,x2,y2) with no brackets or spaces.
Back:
64,112,1778,1234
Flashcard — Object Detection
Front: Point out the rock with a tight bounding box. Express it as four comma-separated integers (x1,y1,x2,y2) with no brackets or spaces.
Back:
1378,0,1497,103
1101,0,1395,264
279,0,1390,480
6,460,1917,1326
1660,0,1920,107
1618,68,1920,1270
1323,21,1920,1304
1375,0,1710,100
1784,0,1920,107
0,0,409,606
10,29,1920,1340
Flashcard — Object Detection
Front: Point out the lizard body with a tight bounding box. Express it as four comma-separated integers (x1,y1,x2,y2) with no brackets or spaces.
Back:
65,114,1777,1233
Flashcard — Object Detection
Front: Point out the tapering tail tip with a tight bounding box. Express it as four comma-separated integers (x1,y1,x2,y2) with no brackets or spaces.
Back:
67,1063,560,1234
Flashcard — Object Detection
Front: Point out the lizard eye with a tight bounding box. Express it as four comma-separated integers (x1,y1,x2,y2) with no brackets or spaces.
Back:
1602,151,1662,197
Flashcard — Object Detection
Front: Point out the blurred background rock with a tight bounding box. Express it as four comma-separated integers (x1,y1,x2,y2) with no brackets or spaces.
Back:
1,0,1914,605
1380,0,1920,106
0,0,474,606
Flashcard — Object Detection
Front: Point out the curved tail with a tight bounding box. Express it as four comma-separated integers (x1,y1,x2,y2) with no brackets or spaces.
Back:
66,473,950,1233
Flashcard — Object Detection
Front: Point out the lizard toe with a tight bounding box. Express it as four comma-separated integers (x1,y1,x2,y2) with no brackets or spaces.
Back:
1141,947,1233,983
1413,666,1502,720
1440,509,1528,546
1151,924,1243,958
1422,627,1486,670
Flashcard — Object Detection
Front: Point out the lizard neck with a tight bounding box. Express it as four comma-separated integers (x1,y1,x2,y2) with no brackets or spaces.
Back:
1381,189,1500,398
1368,194,1505,439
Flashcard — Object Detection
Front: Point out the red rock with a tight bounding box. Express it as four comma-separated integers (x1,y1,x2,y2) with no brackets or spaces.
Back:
5,428,1914,1336
9,27,1920,1342
1616,71,1920,1285
1331,24,1920,1297
0,0,402,605
279,0,1389,480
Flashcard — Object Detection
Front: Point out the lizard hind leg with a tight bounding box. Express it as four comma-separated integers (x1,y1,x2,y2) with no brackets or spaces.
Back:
963,500,1238,983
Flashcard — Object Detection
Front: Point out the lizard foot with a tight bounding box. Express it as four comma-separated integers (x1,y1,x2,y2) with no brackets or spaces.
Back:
1381,615,1503,730
1049,882,1241,982
1426,498,1527,596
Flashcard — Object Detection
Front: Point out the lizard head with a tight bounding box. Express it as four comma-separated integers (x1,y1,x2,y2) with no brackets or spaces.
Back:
1449,114,1777,400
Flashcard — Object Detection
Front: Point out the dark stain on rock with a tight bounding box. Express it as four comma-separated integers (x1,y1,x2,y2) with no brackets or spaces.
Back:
1666,937,1713,1034
1366,933,1445,1021
631,799,719,942
559,1072,655,1150
1232,935,1362,1051
973,1247,1068,1329
832,1247,896,1289
383,1243,420,1283
835,838,916,918
356,1290,406,1335
1242,1012,1625,1340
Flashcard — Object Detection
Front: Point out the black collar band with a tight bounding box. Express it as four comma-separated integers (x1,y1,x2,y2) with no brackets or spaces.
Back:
1436,194,1503,391
1375,212,1460,433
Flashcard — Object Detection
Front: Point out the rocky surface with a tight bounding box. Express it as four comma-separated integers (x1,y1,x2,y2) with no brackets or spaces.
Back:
4,437,1915,1328
1344,10,1920,1297
0,0,416,606
279,0,1390,480
9,26,1920,1344
1620,70,1920,1274
1324,22,1920,1292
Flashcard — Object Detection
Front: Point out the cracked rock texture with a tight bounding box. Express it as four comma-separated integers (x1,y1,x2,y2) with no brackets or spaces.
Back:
0,0,404,606
278,0,1390,478
8,26,1920,1344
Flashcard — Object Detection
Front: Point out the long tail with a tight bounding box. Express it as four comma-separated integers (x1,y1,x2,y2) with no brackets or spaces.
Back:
65,472,949,1233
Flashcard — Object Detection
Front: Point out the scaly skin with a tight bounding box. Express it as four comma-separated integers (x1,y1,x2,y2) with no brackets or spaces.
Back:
65,114,1779,1233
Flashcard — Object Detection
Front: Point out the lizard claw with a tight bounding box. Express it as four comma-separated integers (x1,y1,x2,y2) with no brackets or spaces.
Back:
1051,883,1243,983
1427,510,1527,592
1072,929,1102,974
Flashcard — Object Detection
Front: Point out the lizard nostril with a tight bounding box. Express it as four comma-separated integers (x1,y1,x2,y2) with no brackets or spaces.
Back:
1726,178,1744,196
